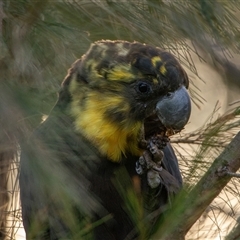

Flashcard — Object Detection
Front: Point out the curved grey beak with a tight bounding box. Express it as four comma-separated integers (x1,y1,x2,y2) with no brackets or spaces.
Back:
156,86,191,131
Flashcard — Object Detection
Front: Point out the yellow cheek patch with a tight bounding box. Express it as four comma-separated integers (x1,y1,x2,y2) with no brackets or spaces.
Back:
97,121,143,161
151,56,162,67
153,78,158,85
151,56,167,76
106,64,135,82
70,90,143,162
85,59,104,79
160,65,167,75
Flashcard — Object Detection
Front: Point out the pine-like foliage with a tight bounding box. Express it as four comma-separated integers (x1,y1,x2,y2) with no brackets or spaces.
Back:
1,1,240,239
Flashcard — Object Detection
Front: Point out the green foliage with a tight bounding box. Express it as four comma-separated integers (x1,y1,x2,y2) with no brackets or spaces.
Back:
1,0,240,239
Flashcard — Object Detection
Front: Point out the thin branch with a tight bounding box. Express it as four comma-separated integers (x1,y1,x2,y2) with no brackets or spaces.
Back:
225,172,240,178
225,214,240,240
153,131,240,240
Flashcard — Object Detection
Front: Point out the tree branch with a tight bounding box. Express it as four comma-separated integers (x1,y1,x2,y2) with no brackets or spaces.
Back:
153,131,240,240
225,215,240,240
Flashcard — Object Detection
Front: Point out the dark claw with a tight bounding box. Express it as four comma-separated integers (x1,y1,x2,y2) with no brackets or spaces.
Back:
152,166,163,172
136,140,165,188
135,161,144,175
138,156,145,165
147,141,164,164
147,170,161,188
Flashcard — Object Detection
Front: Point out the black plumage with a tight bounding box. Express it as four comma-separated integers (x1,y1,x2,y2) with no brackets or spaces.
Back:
20,40,190,240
